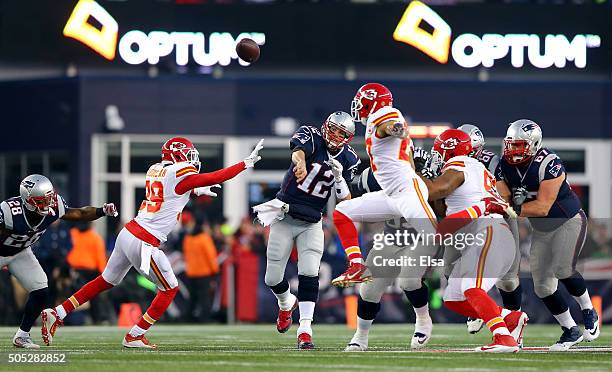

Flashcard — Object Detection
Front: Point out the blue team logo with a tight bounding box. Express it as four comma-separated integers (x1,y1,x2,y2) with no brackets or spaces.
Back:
292,132,311,144
21,180,35,191
522,123,539,133
549,164,562,177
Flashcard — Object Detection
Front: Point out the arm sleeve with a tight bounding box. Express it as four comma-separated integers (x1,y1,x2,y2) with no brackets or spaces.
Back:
175,161,246,195
289,126,316,157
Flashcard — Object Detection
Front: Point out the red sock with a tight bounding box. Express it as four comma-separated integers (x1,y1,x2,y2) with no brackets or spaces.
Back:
444,300,479,318
135,287,179,332
62,275,113,313
465,288,508,333
333,210,362,262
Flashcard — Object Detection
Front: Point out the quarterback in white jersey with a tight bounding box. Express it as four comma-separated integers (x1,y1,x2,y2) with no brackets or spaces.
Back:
42,137,264,349
421,129,527,353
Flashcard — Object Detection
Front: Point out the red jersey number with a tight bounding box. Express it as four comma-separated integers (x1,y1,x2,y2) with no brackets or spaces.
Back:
140,180,164,213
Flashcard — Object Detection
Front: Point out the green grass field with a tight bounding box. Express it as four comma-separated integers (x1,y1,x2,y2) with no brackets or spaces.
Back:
1,324,611,371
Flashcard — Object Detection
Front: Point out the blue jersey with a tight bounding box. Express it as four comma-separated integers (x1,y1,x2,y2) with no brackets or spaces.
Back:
476,149,500,175
0,196,67,257
277,126,361,223
495,147,581,231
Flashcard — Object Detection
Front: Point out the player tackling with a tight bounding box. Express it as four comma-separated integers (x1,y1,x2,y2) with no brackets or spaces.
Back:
41,137,264,349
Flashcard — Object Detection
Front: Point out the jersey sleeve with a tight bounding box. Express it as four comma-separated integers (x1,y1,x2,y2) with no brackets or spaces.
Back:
488,154,500,175
290,126,317,157
56,195,68,218
442,159,466,174
0,207,4,228
494,161,505,182
540,155,565,181
341,147,361,184
368,107,403,128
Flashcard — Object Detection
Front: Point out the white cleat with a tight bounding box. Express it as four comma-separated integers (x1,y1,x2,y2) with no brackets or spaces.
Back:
344,342,368,352
122,334,157,349
411,316,432,349
411,332,430,349
549,326,583,351
40,308,63,346
467,317,484,334
582,309,600,342
13,334,40,349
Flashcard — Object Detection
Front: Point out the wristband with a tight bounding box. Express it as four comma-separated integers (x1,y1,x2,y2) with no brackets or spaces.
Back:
96,207,105,217
335,178,350,200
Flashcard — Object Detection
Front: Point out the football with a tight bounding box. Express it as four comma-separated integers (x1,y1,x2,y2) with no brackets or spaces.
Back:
236,38,260,63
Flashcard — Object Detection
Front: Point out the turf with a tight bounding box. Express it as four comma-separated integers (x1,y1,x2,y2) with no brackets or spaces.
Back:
1,324,611,371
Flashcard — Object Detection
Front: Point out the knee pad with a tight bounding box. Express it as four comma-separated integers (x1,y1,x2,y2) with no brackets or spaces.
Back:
533,279,557,298
496,278,520,292
297,275,319,302
403,282,429,309
398,278,422,292
264,265,284,287
357,297,381,321
359,282,385,304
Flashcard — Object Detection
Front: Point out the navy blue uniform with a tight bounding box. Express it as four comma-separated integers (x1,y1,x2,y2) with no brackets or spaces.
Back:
0,196,67,257
277,125,360,223
495,147,581,231
476,149,499,175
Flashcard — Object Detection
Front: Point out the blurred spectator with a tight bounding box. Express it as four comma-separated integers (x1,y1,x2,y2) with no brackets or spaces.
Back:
67,222,109,323
183,218,220,322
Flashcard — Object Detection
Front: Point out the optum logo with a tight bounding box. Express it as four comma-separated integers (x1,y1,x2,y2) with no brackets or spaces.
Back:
63,0,265,67
393,1,600,69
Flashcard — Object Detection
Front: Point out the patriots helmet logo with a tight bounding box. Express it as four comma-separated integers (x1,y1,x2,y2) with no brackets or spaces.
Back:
522,122,539,133
21,180,35,192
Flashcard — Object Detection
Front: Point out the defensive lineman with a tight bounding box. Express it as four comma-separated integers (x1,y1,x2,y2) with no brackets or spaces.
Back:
253,111,360,349
42,137,264,349
0,174,117,348
495,119,599,351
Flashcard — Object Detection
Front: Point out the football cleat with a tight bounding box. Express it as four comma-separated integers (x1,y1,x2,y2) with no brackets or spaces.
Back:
344,342,368,352
411,332,430,349
276,297,298,333
40,308,63,346
582,308,600,342
476,334,519,353
123,334,157,349
297,333,315,350
331,262,372,288
13,335,40,349
467,317,484,334
504,310,528,348
549,326,583,351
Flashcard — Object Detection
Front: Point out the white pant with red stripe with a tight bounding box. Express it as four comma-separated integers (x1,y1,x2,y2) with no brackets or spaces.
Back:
443,220,515,302
102,228,178,291
335,176,437,235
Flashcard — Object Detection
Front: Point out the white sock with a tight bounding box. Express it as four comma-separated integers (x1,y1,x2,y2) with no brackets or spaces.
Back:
501,308,512,318
55,305,67,320
273,289,295,311
492,327,511,336
553,310,577,329
298,301,315,323
15,328,29,338
355,316,373,337
414,303,430,319
573,290,593,310
129,325,147,337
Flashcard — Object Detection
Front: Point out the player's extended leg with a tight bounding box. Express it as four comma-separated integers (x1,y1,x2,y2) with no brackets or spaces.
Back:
294,219,324,350
264,216,298,333
550,211,599,342
41,229,132,346
126,246,180,349
530,228,583,351
332,191,397,287
444,224,525,353
8,248,48,349
495,218,523,311
344,243,399,351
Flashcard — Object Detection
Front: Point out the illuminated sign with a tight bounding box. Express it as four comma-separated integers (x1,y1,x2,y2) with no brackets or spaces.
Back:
64,0,265,66
394,1,601,69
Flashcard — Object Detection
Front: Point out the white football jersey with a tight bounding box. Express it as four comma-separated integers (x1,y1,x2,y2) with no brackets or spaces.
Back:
134,162,197,242
365,106,415,194
442,156,502,216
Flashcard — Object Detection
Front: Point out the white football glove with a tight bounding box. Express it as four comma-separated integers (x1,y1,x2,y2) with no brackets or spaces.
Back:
244,139,264,168
193,184,221,197
103,203,118,217
330,159,344,182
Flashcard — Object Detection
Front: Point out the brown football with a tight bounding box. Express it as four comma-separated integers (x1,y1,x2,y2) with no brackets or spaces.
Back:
236,38,260,63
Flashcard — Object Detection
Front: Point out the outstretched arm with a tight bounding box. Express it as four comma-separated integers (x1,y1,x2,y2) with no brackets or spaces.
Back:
420,169,465,201
175,161,247,195
61,203,118,222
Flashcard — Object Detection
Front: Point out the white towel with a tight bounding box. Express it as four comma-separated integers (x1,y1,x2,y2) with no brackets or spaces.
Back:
252,199,287,227
140,242,154,275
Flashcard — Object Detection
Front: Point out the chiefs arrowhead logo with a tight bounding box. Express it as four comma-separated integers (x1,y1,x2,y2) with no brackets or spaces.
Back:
440,137,459,150
169,142,188,151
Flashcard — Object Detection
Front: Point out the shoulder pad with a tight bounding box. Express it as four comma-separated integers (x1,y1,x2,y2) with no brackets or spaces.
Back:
367,107,404,127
